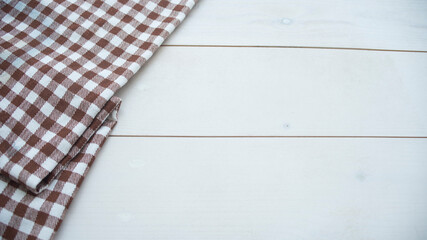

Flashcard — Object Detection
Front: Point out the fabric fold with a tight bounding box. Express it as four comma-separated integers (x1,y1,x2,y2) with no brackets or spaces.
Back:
1,95,122,194
35,96,122,194
1,0,196,239
0,96,120,239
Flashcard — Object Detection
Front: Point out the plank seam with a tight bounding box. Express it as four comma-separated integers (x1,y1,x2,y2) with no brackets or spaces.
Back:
162,44,427,53
110,135,427,138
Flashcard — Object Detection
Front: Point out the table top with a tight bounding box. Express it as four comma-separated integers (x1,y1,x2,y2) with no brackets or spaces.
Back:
56,1,427,239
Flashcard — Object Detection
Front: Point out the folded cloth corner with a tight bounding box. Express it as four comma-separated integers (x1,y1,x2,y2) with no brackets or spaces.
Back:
0,0,196,239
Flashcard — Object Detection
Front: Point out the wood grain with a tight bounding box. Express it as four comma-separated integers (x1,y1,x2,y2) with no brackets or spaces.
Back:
57,137,427,240
112,47,427,136
165,0,427,51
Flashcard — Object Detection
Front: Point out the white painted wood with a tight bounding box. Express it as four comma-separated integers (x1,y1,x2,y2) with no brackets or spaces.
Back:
57,137,427,240
166,0,427,51
112,47,427,136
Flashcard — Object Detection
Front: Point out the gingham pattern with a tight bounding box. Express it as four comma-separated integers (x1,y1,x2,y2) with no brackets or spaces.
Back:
0,0,196,239
0,96,120,240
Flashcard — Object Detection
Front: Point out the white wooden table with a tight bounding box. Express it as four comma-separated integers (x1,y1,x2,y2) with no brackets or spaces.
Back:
56,1,427,239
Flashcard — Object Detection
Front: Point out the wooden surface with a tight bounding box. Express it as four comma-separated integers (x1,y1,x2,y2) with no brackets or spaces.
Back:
113,47,427,137
164,0,427,51
58,138,427,240
57,1,427,239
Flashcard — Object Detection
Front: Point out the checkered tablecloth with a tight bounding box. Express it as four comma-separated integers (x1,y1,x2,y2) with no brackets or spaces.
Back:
0,0,196,239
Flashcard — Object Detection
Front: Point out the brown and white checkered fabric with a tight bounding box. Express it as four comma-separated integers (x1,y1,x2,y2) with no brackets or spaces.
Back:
0,0,196,239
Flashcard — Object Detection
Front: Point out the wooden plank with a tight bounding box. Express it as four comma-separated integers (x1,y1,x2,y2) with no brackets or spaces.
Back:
57,137,427,239
165,0,427,51
112,47,427,136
